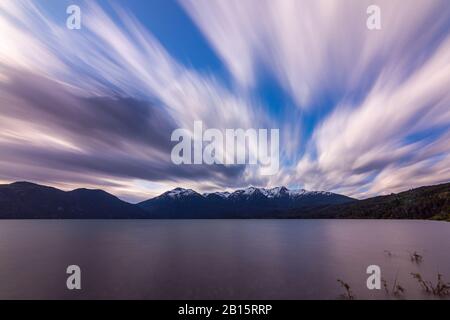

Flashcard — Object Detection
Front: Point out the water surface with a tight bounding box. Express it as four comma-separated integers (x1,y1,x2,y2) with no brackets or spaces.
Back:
0,219,448,299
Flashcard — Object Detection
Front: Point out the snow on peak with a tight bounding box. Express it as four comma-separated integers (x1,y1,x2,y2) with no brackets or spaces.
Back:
264,186,289,198
204,191,231,198
288,188,307,196
159,186,333,200
243,186,259,195
165,188,196,198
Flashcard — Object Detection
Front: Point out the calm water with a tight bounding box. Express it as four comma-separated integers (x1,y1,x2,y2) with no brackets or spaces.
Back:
0,219,449,300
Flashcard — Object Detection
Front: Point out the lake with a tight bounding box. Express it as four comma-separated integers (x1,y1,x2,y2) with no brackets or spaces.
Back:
0,219,448,299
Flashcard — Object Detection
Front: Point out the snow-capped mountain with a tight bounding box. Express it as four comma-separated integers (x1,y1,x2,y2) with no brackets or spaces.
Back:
162,187,199,199
1,181,447,220
151,186,337,199
203,191,231,199
138,186,355,218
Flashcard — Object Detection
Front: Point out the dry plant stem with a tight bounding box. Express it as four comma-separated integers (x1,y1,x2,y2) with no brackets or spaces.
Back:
411,273,450,296
337,279,355,300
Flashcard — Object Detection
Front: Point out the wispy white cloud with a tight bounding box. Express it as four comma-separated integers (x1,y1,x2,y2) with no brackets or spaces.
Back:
294,34,450,197
0,0,449,200
182,0,450,197
0,0,273,200
181,0,447,108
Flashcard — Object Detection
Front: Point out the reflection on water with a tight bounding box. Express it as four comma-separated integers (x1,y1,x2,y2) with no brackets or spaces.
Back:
0,219,448,299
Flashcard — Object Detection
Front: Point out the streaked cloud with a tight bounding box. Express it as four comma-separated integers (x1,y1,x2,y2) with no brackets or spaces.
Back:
0,0,449,201
182,0,450,197
0,1,268,200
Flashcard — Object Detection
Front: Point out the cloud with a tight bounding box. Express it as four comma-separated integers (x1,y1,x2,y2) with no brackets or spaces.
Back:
0,67,250,196
294,35,450,197
181,0,449,108
0,0,449,200
182,0,450,197
0,1,271,201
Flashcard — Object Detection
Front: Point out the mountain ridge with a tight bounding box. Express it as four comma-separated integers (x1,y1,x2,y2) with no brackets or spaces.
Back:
0,181,448,220
137,185,354,218
0,181,147,219
145,185,337,201
283,182,450,221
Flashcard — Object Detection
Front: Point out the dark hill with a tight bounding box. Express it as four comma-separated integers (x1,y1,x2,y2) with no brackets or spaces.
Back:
285,182,450,221
0,181,147,219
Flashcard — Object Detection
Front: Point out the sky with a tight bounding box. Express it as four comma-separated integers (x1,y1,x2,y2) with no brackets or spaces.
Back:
0,0,449,202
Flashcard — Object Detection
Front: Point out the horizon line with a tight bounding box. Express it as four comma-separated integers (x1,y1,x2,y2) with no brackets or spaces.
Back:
2,180,450,205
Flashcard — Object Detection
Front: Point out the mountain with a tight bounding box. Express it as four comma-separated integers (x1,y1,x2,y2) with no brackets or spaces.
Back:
138,186,355,218
0,181,147,219
137,187,208,218
1,181,447,220
284,182,450,221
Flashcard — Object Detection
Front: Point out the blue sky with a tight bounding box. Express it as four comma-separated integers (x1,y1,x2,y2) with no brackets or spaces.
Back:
0,0,449,202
